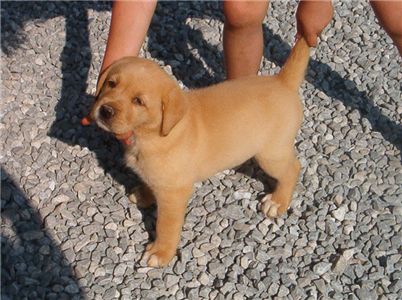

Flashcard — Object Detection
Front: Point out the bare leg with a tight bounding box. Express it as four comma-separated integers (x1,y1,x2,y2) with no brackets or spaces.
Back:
223,0,269,79
370,0,402,55
100,0,157,75
295,0,334,47
142,185,193,267
255,152,301,218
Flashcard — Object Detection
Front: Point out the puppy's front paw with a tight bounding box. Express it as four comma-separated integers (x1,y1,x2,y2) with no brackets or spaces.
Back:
142,242,175,268
128,185,155,208
260,194,287,218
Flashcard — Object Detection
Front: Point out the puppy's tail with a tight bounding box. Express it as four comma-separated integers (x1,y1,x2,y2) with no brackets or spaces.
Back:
278,37,310,91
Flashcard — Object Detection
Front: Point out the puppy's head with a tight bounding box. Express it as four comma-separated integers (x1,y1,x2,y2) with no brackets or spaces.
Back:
90,57,187,140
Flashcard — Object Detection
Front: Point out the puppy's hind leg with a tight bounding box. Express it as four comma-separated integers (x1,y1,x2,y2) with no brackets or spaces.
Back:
255,150,301,218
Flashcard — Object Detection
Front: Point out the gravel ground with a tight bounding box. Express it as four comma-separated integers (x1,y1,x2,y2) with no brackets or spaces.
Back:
1,1,401,300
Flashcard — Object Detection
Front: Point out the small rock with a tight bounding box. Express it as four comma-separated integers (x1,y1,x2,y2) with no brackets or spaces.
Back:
94,213,104,223
104,287,117,300
313,262,332,275
240,256,250,269
87,207,98,217
94,267,106,278
208,260,226,276
198,273,210,285
165,274,180,288
35,57,44,66
39,245,50,255
233,190,252,200
65,283,79,294
53,194,71,204
22,230,44,241
233,292,244,300
343,248,355,260
268,282,279,295
355,287,375,300
332,205,347,221
192,247,204,258
105,222,117,231
332,255,348,274
113,264,127,277
333,194,343,206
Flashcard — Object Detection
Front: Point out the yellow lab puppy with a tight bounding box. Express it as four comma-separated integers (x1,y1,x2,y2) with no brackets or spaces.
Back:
86,38,310,267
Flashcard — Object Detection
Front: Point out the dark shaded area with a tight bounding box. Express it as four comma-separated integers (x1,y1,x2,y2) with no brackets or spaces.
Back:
1,1,110,55
2,1,140,193
46,2,140,193
148,1,226,88
1,169,83,299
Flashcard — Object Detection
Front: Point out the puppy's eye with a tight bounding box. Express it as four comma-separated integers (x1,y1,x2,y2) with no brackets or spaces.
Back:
108,80,116,88
132,97,144,106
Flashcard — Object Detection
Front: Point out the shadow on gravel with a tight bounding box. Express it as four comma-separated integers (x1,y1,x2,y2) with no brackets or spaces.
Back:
2,1,401,193
260,29,402,160
1,1,140,193
45,2,140,193
148,1,226,88
1,169,83,299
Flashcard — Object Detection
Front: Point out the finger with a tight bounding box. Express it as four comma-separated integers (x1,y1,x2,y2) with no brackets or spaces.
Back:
295,32,301,42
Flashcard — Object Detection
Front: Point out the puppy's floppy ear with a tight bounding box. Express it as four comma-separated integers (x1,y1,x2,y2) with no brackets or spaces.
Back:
95,65,112,97
161,87,187,136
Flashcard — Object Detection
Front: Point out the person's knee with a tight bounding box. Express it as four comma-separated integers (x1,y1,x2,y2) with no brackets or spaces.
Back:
370,1,402,40
379,14,402,40
224,1,268,30
385,21,402,41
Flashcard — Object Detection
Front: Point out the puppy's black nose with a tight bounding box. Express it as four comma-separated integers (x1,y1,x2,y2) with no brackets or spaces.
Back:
99,105,114,120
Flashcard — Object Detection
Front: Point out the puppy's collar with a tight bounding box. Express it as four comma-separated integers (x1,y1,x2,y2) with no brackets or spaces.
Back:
115,131,135,146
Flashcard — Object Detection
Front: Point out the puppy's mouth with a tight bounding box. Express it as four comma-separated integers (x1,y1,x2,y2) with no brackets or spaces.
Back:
81,114,135,145
97,118,135,145
95,117,112,133
114,131,135,145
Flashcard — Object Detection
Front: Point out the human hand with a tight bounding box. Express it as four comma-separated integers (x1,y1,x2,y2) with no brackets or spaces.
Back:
296,0,334,47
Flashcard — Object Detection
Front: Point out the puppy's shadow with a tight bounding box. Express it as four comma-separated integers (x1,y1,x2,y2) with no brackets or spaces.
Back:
236,160,278,195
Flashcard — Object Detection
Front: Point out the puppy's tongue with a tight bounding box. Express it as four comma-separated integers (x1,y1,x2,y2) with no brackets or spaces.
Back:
115,131,134,145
